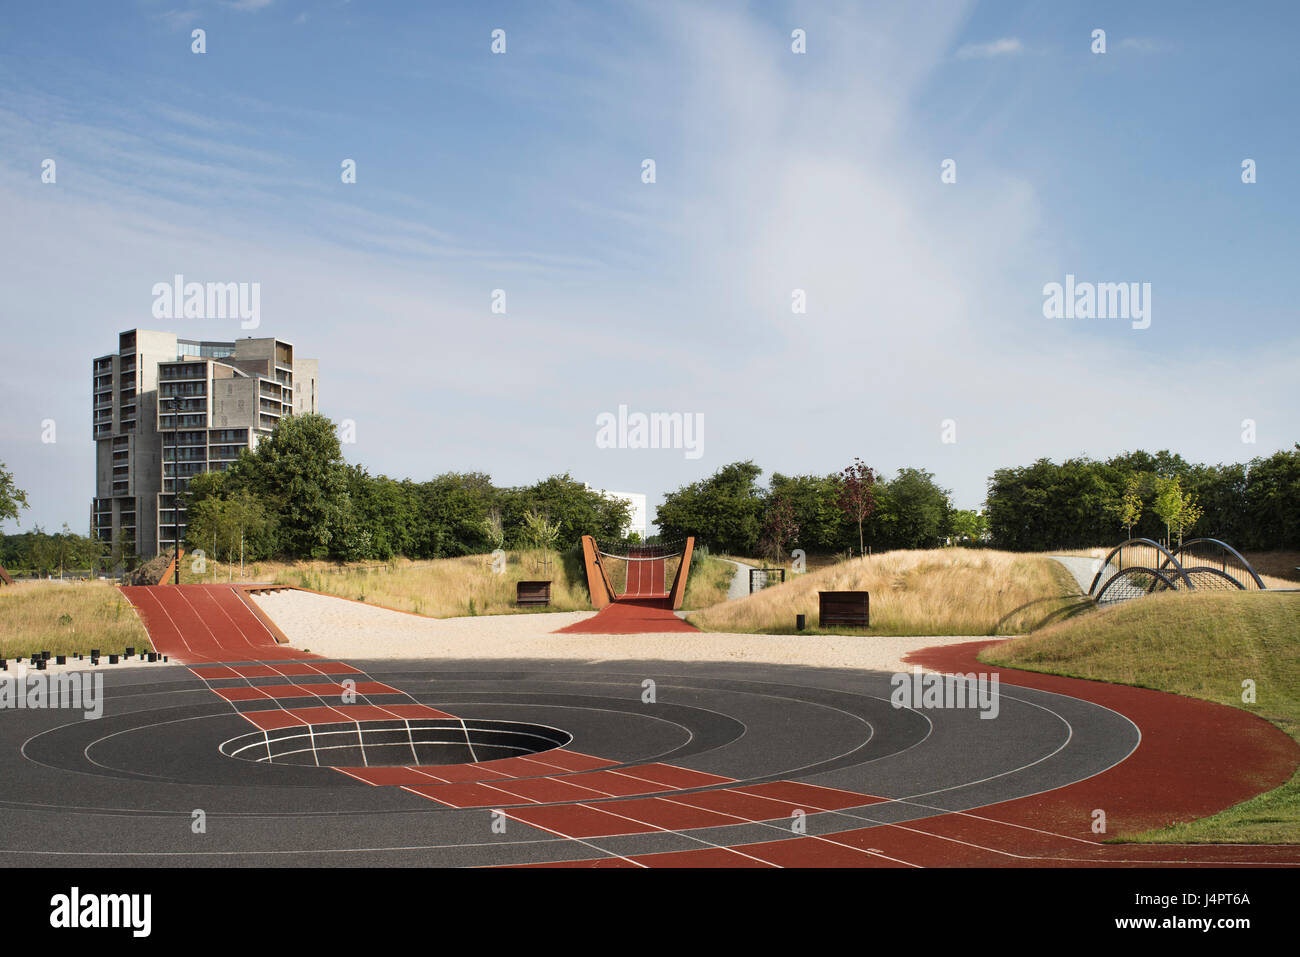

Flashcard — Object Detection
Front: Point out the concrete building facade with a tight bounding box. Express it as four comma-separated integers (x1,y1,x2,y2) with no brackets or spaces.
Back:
91,329,319,558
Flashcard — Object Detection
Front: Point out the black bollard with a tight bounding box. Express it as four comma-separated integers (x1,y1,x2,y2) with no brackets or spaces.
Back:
36,658,47,670
41,650,51,660
56,655,66,665
90,649,100,659
125,647,135,657
147,652,157,662
796,614,806,631
108,654,119,664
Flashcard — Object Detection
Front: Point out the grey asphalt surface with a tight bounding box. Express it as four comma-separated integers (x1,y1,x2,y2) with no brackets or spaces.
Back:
719,558,756,600
0,657,1137,867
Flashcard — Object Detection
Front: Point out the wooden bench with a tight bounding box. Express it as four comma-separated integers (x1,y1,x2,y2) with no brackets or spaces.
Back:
819,591,869,629
516,581,552,607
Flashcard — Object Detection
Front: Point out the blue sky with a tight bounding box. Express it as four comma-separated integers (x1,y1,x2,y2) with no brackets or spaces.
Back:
2,0,1297,535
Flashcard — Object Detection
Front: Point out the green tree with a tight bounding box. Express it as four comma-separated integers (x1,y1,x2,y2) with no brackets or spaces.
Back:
767,473,844,552
1109,473,1147,539
871,469,952,549
1152,476,1187,545
656,461,765,554
520,507,562,552
1243,444,1300,550
480,508,505,550
949,509,987,545
224,413,352,558
187,488,273,571
0,462,30,526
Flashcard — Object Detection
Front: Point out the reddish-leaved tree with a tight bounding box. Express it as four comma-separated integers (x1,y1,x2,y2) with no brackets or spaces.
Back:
837,458,876,557
761,493,799,565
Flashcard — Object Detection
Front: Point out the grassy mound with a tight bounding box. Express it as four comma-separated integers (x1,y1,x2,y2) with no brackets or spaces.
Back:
0,580,151,658
981,590,1300,843
687,549,1085,636
272,551,593,618
262,549,739,618
680,555,736,609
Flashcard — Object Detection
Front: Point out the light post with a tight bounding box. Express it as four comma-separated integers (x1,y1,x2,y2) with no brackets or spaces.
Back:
170,395,180,586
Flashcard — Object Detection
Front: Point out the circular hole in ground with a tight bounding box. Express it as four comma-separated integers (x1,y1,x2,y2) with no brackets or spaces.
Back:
220,718,572,767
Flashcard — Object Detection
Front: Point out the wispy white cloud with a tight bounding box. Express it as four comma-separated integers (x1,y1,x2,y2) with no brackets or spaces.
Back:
157,9,201,31
1119,37,1164,53
955,37,1023,60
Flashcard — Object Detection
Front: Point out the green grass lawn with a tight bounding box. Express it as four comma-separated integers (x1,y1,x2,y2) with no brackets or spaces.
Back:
981,590,1300,843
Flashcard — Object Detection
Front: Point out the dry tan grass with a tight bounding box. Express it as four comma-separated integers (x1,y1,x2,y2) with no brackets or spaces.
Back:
1244,551,1300,584
688,548,1083,636
272,550,592,618
0,580,150,657
679,556,736,609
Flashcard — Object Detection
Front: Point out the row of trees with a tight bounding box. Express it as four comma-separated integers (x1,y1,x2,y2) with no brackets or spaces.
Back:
653,461,980,558
2,465,132,575
182,414,631,563
985,447,1300,551
4,437,1297,571
0,525,127,577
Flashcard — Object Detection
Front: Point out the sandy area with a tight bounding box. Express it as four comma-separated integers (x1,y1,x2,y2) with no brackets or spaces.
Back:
251,589,996,673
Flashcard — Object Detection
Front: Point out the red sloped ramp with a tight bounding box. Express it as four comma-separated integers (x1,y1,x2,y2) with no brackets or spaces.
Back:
621,556,666,598
555,596,697,634
120,584,316,664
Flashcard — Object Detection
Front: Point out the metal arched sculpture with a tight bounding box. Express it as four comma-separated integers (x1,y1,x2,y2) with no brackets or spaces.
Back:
1094,567,1180,605
1175,566,1248,591
1163,538,1265,590
1087,538,1192,596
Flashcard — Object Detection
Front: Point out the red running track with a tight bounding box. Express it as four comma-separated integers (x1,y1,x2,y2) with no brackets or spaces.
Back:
118,586,1300,866
528,640,1300,867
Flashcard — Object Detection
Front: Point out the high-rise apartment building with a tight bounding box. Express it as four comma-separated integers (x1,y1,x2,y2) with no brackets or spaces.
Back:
91,329,319,558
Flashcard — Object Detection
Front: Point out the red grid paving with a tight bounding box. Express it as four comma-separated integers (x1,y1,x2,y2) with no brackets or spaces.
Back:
336,767,443,787
503,803,663,838
485,776,613,804
411,763,512,784
584,797,746,832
